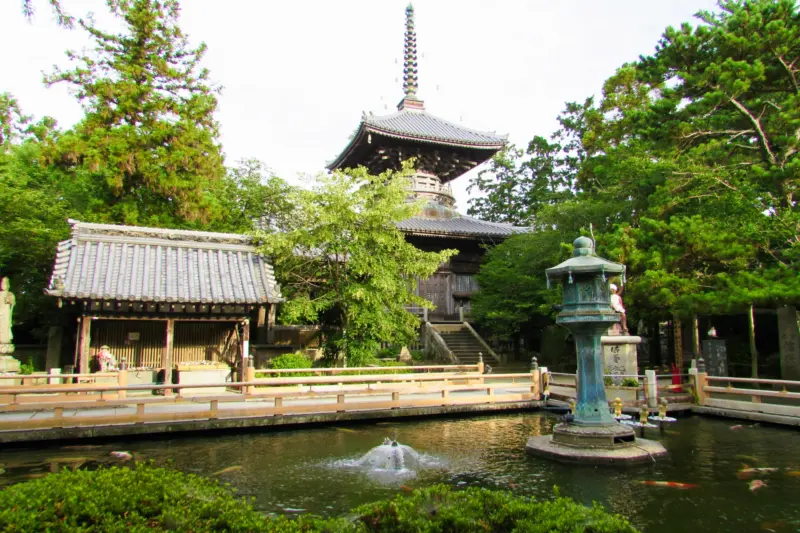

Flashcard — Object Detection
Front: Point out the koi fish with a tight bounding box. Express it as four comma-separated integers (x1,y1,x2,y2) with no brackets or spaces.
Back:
637,481,698,489
785,470,800,477
508,483,520,489
735,454,761,464
335,428,359,434
110,451,133,461
737,466,778,479
46,457,89,464
749,479,767,492
760,519,787,531
399,484,414,493
730,425,744,430
211,465,244,476
740,467,777,474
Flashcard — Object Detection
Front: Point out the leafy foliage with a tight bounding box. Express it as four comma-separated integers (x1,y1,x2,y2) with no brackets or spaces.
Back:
217,159,296,233
472,0,800,342
0,466,640,533
43,0,227,227
20,0,74,27
256,163,456,367
354,484,639,533
261,351,314,377
471,232,569,340
0,463,284,532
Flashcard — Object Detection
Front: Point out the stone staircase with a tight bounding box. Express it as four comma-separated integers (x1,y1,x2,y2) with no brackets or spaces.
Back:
434,325,500,366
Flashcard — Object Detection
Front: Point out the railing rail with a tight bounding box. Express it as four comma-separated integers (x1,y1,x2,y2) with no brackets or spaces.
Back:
0,368,543,433
693,370,800,418
256,364,477,375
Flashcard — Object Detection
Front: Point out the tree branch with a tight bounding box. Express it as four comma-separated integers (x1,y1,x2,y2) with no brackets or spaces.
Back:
728,95,777,166
775,53,799,94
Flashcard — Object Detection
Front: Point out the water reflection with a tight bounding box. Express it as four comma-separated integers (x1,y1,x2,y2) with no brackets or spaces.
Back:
1,414,799,532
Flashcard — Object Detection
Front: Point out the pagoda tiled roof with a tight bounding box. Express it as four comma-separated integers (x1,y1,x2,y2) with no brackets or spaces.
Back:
46,220,283,305
327,108,507,171
397,213,528,240
363,109,507,147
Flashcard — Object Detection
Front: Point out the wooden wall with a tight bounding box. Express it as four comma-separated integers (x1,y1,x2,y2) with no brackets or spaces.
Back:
89,320,240,368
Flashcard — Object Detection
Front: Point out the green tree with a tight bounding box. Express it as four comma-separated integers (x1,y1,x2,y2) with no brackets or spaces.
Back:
471,231,569,342
256,163,456,366
21,0,74,27
466,101,592,226
44,0,226,228
217,159,297,234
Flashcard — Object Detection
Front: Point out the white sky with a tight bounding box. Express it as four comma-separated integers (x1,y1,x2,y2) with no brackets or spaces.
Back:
2,0,719,213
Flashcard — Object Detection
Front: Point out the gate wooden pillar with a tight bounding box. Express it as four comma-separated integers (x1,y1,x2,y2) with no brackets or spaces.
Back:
162,319,175,396
77,316,92,374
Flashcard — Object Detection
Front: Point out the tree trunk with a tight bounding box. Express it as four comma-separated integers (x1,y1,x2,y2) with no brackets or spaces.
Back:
673,315,683,370
776,305,800,380
691,315,700,360
748,305,758,378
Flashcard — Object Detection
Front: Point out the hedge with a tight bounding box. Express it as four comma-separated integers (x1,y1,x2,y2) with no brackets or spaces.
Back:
0,464,640,533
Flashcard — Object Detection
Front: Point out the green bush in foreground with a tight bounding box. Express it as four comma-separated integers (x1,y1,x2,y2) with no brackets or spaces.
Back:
0,464,640,533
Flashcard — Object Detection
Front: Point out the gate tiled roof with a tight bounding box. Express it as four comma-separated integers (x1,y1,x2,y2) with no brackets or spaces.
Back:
46,220,283,304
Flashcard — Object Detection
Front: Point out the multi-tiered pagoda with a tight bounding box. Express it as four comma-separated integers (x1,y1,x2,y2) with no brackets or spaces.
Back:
328,4,523,320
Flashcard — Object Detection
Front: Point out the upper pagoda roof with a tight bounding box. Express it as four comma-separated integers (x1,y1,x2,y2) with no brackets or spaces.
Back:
327,108,507,172
327,4,506,179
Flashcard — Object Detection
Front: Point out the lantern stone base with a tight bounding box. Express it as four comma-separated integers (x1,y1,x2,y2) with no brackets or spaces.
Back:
526,422,667,465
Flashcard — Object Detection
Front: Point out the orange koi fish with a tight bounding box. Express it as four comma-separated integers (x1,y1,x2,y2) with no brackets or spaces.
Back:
737,466,778,479
637,481,698,489
749,479,767,492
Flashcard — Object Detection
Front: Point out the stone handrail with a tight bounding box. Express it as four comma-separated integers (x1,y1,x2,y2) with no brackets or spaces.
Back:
424,322,457,364
462,322,501,366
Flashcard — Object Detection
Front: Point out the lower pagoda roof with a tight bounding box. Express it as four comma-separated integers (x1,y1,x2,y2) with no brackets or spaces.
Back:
397,204,528,240
327,108,507,183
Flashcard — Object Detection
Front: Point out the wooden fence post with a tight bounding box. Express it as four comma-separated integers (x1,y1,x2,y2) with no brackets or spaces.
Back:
117,368,127,400
245,364,255,396
694,358,708,405
530,356,540,400
162,319,174,396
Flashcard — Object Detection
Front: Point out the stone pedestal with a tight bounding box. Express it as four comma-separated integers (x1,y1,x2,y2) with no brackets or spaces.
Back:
0,354,20,373
601,335,641,385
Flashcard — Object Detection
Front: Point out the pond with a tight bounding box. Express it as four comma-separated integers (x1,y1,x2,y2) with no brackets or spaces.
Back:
1,413,799,533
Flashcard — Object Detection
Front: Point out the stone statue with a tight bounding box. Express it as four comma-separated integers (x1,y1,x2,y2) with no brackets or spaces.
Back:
0,277,15,354
609,283,629,335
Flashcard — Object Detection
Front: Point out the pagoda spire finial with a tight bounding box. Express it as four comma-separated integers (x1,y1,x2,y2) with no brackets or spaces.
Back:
403,3,418,97
398,3,424,111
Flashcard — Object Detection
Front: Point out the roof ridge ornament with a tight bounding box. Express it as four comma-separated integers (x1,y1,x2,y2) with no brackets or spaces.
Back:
398,3,424,111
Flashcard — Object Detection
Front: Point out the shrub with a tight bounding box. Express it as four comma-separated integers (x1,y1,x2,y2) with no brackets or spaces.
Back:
603,376,613,386
621,378,640,388
354,484,640,533
258,351,314,378
18,363,35,375
0,463,276,532
410,350,424,362
0,467,639,533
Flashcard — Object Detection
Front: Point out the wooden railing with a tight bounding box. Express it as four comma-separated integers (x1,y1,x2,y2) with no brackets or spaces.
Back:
0,366,543,433
694,373,800,418
545,372,649,405
256,364,478,375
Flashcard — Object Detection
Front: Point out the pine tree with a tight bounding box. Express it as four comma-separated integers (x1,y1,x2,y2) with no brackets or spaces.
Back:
45,0,226,227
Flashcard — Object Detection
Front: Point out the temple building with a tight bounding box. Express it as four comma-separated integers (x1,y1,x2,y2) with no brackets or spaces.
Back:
45,220,283,382
328,4,524,324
